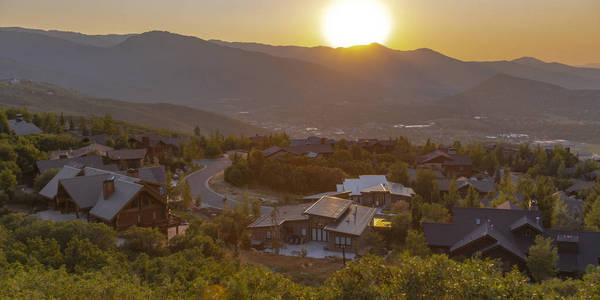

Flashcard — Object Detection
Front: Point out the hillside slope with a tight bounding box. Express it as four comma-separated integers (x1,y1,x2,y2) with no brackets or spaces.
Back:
0,79,264,135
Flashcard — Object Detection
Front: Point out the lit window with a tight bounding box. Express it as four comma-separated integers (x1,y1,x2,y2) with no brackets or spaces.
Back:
266,231,271,241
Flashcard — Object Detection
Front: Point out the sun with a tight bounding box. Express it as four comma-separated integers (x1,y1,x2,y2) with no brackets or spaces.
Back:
323,0,391,48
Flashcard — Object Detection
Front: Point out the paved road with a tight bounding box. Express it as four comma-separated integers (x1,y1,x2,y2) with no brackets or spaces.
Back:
185,156,273,215
185,157,232,210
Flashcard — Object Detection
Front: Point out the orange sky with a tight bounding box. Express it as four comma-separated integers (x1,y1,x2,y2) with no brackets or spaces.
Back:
1,0,599,65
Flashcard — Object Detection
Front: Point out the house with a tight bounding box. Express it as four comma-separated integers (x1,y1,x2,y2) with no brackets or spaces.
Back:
302,191,351,202
336,175,415,209
248,196,377,254
39,165,179,233
290,136,336,147
416,149,473,177
8,114,42,135
423,207,600,275
129,135,180,160
36,154,117,174
437,178,495,197
565,180,595,196
107,148,147,169
263,144,334,159
79,134,117,147
49,143,114,159
353,138,395,153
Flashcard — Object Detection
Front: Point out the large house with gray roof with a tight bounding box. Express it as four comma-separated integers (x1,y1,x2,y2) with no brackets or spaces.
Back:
336,175,415,209
8,114,42,135
248,196,377,254
423,207,600,276
39,165,177,233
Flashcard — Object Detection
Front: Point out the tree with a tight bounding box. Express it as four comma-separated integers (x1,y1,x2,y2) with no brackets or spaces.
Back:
388,161,409,185
463,185,480,207
194,195,202,207
80,117,89,136
194,125,201,137
0,109,10,134
584,198,600,231
554,195,581,231
405,229,430,257
120,226,167,257
443,178,461,209
103,114,116,135
527,236,558,282
116,132,129,149
390,212,411,245
247,148,265,177
33,168,59,192
180,181,193,209
410,195,423,229
415,169,439,203
0,169,17,193
421,202,450,223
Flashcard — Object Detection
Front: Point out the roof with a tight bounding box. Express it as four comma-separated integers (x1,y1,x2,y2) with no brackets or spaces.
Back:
302,191,350,201
304,196,352,219
324,204,377,236
496,201,523,210
544,229,600,273
107,148,147,160
247,204,310,228
416,150,451,164
36,155,106,174
137,166,166,185
509,215,543,233
131,135,180,148
443,154,473,166
60,174,115,209
263,146,283,157
284,144,334,156
8,119,42,135
88,179,144,221
49,143,114,159
336,175,415,198
39,166,81,199
566,180,595,195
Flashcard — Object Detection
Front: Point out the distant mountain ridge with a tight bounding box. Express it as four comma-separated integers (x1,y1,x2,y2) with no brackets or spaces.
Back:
0,79,265,135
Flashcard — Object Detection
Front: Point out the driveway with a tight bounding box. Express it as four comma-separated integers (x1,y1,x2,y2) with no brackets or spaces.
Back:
185,156,273,215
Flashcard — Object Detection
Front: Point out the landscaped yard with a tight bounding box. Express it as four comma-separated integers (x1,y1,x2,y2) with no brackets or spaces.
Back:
239,250,344,287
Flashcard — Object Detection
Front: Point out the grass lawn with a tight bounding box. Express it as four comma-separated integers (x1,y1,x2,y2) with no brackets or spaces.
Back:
239,250,344,287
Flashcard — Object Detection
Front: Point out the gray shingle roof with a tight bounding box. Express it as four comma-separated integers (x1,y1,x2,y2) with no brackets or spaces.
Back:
324,204,377,236
304,196,352,219
60,174,114,209
36,155,106,174
248,204,310,228
39,166,81,199
89,179,144,221
107,148,147,160
8,119,42,135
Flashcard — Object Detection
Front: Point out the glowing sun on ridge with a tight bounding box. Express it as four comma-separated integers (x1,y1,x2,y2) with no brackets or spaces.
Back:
323,0,391,48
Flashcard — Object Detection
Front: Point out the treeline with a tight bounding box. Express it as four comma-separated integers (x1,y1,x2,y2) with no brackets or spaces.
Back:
1,212,599,299
225,149,347,195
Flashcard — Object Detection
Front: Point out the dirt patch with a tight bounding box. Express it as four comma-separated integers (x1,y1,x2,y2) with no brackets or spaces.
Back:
209,171,303,205
239,250,344,287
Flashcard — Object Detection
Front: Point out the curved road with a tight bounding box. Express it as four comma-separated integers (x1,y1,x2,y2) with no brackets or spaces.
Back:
185,157,232,210
185,156,273,215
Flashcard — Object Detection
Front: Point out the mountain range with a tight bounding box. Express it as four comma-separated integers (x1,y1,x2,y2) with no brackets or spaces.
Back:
1,27,599,143
0,79,264,135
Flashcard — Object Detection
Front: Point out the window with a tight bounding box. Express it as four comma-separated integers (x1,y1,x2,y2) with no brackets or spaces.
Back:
336,235,352,248
266,231,271,241
137,215,141,224
312,228,316,240
153,212,156,220
301,228,306,236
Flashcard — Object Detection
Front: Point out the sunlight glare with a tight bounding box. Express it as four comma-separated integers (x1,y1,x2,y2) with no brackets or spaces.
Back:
323,0,391,48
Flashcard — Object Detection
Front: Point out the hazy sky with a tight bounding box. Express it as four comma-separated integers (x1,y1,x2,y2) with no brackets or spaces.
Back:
1,0,599,65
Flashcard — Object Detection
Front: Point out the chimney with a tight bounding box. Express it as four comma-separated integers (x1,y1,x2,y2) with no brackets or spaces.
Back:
16,113,23,122
103,176,115,200
126,168,139,178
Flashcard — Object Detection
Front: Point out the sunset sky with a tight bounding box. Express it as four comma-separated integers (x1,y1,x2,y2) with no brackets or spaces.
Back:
1,0,599,65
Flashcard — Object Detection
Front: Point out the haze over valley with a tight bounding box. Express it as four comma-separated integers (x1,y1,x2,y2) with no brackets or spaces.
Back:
2,27,600,146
